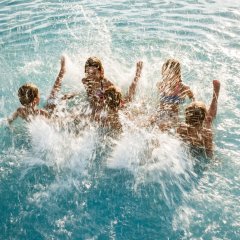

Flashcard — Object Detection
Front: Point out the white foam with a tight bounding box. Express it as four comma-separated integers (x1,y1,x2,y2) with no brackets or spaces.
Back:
107,126,193,178
27,117,97,173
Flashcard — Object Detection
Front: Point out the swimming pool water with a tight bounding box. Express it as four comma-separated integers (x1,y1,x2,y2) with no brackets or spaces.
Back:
0,0,240,239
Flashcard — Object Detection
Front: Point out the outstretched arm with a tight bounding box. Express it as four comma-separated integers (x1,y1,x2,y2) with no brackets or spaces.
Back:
205,80,220,128
124,61,143,103
7,110,19,124
61,93,79,100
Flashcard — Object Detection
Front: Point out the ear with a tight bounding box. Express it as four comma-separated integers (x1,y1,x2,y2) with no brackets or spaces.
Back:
33,97,39,106
33,97,37,105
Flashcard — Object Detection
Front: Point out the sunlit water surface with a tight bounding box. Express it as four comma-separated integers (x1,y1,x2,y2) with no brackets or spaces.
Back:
0,0,240,239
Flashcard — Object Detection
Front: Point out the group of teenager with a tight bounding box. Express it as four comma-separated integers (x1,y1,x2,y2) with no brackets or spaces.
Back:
7,56,221,158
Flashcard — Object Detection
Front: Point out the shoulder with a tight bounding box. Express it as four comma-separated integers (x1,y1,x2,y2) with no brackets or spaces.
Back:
177,122,188,129
180,83,194,98
13,107,31,121
38,109,49,118
176,123,189,134
203,127,213,137
16,107,25,113
103,77,114,86
180,83,190,90
16,107,28,117
204,116,213,128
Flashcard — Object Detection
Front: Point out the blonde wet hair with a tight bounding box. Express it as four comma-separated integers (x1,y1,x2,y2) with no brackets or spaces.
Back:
18,83,39,106
185,101,207,126
162,58,181,81
104,86,122,109
85,57,104,73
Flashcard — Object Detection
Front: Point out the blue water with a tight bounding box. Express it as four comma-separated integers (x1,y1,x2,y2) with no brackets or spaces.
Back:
1,0,240,239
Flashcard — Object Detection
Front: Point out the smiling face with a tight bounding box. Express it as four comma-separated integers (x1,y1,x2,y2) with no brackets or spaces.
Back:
85,57,104,79
85,66,101,79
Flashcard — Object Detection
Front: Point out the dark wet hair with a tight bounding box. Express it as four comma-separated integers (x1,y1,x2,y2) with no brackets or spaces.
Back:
104,86,122,109
185,101,207,126
85,57,104,73
162,59,181,81
18,83,39,106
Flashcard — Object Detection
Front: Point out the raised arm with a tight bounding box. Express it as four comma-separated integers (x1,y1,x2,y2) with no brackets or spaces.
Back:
45,56,66,110
204,80,220,129
49,56,66,100
124,61,143,103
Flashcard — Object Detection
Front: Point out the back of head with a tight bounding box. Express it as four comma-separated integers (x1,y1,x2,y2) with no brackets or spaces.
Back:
104,86,122,109
162,58,181,81
85,56,104,73
185,101,207,126
18,83,39,106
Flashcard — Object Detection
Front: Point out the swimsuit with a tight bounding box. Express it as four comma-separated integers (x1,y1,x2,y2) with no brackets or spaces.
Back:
160,95,184,105
93,80,105,101
159,83,184,105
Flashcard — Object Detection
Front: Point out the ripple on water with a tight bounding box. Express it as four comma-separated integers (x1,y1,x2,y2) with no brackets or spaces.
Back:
1,0,240,239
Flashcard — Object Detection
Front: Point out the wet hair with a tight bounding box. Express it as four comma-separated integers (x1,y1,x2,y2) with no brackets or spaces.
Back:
185,101,207,126
18,83,39,106
161,59,181,81
85,57,104,73
104,86,122,109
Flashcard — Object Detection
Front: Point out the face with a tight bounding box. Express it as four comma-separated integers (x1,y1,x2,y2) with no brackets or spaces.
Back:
185,105,206,126
85,66,101,79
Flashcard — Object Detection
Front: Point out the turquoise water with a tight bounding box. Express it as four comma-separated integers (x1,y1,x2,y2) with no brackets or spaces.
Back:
1,0,240,239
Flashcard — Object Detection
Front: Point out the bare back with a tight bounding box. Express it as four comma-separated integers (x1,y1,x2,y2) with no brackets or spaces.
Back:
8,107,49,124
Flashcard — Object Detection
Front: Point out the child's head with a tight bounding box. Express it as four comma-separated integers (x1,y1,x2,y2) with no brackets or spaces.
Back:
85,57,104,78
18,83,40,107
104,86,122,110
185,101,207,127
162,59,181,81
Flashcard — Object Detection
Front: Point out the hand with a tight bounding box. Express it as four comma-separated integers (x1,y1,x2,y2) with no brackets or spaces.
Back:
135,61,143,78
213,79,220,93
60,55,66,74
212,79,220,104
0,118,8,126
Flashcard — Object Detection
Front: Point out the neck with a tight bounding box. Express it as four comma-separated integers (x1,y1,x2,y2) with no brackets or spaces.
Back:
26,103,36,110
